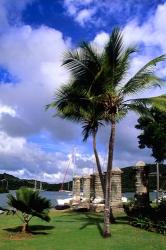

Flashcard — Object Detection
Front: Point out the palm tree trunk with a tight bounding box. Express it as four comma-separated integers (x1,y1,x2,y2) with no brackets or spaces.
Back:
92,132,105,195
103,116,116,237
22,214,30,233
22,222,29,233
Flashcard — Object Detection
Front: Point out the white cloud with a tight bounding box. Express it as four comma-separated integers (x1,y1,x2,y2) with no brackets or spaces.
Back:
0,24,81,140
0,0,34,32
75,8,96,26
122,2,166,83
0,104,16,118
92,31,109,51
0,131,96,183
64,0,96,26
123,2,166,50
0,25,70,85
63,0,160,27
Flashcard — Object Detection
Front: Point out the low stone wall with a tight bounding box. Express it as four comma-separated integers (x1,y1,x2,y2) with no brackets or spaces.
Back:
72,168,123,211
72,161,150,211
72,176,81,201
135,161,149,207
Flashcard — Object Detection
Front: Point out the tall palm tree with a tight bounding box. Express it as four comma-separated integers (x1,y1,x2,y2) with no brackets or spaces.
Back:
47,28,166,237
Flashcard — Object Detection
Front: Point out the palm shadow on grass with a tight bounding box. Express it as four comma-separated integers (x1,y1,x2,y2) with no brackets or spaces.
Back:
74,213,129,238
3,225,55,235
76,213,104,237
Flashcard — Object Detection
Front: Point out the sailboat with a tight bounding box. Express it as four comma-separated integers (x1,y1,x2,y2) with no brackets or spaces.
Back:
34,180,44,191
59,149,76,193
56,150,76,208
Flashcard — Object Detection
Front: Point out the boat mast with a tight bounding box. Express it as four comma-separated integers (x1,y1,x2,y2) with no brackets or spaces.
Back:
72,147,76,177
34,180,37,190
60,159,71,191
40,181,42,191
72,147,76,192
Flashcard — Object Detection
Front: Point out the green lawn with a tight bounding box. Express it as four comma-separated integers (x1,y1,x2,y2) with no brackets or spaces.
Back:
0,210,165,250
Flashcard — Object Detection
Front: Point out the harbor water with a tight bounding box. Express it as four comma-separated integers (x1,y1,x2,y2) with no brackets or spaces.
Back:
0,191,158,209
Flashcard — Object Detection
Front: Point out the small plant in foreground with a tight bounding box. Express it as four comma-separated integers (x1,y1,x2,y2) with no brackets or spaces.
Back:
7,187,51,233
156,220,166,235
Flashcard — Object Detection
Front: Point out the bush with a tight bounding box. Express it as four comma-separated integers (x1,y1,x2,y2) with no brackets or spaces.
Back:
124,201,166,235
156,220,166,235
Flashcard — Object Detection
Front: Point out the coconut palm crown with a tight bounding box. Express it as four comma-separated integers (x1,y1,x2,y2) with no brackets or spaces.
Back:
47,27,166,237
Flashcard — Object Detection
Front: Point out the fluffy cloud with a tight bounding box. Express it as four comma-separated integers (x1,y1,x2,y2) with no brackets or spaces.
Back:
123,2,166,50
63,0,162,27
123,2,166,82
0,131,96,183
92,32,109,51
0,1,85,182
75,8,96,26
0,24,83,141
0,0,34,32
64,0,97,26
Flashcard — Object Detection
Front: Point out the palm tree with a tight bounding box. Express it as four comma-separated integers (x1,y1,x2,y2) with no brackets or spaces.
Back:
8,187,51,233
47,84,105,194
47,28,166,237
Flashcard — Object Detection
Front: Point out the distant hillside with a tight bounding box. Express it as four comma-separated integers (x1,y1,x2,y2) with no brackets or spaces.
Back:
0,173,72,192
121,164,166,192
0,164,166,193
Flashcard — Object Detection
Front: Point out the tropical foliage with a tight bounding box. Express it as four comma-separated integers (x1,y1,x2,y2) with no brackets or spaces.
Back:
7,187,51,233
47,27,166,237
124,199,166,235
136,107,166,163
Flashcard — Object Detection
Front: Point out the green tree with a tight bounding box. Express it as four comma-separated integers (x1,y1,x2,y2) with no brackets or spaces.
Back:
8,187,51,233
135,107,166,163
136,108,166,204
47,28,166,237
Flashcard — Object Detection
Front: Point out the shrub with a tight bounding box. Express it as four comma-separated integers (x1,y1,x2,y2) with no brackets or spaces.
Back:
7,187,51,233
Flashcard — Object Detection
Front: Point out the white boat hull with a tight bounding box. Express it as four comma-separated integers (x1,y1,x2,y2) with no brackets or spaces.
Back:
57,198,72,206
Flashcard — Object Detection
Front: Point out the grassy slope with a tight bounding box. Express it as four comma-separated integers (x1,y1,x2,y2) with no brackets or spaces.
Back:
0,211,165,250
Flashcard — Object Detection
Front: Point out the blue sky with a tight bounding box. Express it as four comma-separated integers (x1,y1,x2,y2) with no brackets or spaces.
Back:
0,0,165,183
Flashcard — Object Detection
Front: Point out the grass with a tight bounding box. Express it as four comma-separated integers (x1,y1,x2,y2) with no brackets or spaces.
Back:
0,210,165,250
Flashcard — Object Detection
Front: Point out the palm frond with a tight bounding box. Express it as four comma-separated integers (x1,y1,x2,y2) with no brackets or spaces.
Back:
62,46,102,87
80,41,102,69
82,119,104,142
125,103,153,117
62,50,93,80
115,46,137,88
104,28,124,87
122,55,166,95
125,95,166,112
8,188,51,222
